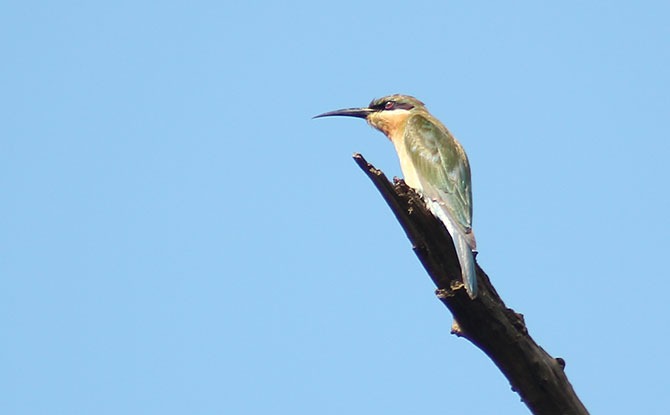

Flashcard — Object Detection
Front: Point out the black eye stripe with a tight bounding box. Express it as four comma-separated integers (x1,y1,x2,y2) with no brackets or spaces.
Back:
368,100,415,111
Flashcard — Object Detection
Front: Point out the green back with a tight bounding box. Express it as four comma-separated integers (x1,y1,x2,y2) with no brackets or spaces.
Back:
404,113,473,230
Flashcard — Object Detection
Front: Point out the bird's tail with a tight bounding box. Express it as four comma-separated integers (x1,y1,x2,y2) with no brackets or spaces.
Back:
427,201,478,299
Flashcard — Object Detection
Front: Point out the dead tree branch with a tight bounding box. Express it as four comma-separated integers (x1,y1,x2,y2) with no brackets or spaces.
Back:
353,153,588,415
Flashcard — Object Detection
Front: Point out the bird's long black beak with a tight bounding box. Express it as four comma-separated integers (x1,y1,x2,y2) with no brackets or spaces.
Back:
313,107,374,119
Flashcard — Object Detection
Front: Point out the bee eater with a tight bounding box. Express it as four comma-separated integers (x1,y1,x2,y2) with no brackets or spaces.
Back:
314,94,478,298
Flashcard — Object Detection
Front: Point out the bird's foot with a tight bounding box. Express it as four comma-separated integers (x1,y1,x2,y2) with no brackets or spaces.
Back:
435,280,468,299
435,287,455,299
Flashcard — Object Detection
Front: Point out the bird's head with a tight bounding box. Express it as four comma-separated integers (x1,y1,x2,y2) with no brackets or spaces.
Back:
314,94,426,139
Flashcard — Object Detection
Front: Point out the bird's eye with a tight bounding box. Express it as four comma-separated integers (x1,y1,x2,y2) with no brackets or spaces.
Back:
384,101,395,110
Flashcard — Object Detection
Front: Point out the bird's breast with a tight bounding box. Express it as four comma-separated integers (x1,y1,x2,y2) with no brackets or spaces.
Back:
390,137,423,191
367,110,423,190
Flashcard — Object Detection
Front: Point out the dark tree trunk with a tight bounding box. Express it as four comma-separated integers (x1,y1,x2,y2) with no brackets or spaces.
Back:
353,153,589,415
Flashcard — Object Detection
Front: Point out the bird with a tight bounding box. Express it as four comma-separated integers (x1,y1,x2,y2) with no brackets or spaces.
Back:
314,94,478,298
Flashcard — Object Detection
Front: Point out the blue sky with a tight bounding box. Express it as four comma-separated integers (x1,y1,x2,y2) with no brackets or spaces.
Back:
2,1,669,414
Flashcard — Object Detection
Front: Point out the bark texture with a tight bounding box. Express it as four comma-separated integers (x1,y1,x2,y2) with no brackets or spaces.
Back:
353,153,588,415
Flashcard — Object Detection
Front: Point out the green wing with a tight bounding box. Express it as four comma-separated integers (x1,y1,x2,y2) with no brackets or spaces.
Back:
404,113,473,231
